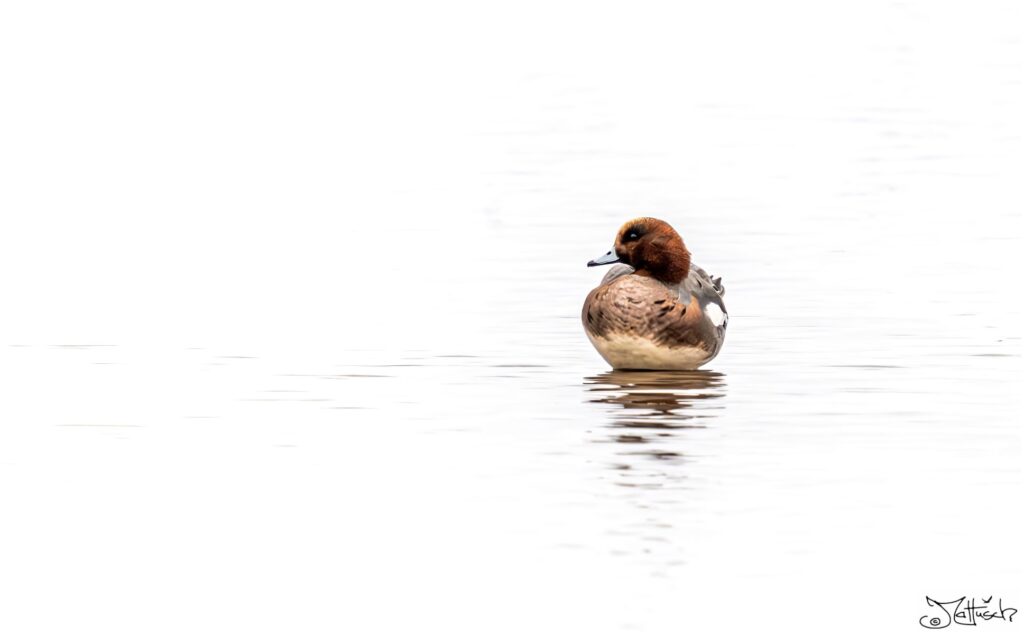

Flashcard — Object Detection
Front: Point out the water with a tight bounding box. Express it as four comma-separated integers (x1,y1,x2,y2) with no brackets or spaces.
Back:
1,1,1022,633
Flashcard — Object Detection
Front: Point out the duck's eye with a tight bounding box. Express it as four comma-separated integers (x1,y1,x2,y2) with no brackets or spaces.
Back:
626,231,640,241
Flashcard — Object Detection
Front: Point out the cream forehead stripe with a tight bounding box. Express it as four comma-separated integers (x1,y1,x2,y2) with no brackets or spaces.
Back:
618,217,658,234
704,302,726,327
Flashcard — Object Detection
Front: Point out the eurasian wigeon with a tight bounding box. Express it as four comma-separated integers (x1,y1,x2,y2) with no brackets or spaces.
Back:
583,217,727,370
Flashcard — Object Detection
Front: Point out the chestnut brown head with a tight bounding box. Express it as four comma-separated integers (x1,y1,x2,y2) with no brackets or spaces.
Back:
587,217,691,284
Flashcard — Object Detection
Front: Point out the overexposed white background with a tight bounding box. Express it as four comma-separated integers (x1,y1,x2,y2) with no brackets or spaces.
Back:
1,1,1021,633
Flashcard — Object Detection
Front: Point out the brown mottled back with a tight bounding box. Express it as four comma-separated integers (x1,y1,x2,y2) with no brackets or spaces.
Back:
583,273,718,352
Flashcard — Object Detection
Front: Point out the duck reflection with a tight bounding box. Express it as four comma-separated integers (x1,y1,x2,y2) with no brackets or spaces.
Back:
584,370,726,485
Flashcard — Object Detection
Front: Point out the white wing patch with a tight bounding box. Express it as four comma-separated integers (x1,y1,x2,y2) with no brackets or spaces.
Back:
705,302,727,327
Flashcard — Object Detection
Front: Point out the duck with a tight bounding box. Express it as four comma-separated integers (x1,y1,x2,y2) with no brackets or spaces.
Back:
583,217,727,370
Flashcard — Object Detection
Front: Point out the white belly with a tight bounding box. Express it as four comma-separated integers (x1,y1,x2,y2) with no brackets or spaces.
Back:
586,332,711,370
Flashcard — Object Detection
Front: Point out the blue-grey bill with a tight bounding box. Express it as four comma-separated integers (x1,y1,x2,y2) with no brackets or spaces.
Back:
587,250,621,267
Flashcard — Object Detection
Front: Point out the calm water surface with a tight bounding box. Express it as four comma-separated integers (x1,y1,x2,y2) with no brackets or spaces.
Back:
1,1,1022,633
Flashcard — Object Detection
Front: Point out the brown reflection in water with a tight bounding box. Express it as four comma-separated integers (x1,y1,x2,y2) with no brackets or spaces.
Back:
584,370,726,486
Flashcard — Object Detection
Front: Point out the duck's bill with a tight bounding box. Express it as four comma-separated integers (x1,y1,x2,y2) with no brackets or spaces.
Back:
587,250,621,267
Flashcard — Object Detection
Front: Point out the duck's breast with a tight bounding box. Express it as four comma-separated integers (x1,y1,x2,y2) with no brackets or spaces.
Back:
583,273,725,369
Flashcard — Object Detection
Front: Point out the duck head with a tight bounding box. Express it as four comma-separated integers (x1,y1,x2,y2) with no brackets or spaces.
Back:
587,217,691,284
